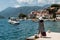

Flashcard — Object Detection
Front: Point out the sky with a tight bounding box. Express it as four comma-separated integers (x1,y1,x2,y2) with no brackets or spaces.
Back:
0,0,60,11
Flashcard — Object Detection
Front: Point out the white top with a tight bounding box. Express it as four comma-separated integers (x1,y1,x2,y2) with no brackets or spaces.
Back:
39,17,43,20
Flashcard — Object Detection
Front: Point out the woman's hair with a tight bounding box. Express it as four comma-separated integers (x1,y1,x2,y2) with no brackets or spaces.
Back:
39,20,44,22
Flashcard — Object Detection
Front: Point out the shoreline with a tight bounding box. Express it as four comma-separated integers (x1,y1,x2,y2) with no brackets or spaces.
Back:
19,18,60,21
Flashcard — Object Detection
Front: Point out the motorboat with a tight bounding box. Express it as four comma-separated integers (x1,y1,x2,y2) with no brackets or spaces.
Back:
8,17,20,25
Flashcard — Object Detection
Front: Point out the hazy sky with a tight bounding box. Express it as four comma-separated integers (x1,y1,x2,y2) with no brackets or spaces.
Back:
0,0,60,11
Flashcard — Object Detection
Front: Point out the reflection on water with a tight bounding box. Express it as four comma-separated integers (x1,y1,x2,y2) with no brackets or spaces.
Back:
0,19,60,40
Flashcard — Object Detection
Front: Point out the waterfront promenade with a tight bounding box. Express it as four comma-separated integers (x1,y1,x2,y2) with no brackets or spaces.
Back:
27,32,60,40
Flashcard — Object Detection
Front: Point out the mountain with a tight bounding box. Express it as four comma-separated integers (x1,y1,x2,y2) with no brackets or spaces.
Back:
42,4,51,9
0,5,50,18
0,6,42,18
0,15,5,19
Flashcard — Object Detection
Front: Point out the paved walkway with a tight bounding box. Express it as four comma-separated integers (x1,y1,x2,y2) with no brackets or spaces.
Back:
27,32,60,40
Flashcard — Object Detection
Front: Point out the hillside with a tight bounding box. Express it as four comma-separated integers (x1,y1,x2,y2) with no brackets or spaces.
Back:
0,4,50,18
0,6,42,18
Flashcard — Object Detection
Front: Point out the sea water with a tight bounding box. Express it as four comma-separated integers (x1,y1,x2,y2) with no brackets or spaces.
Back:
0,19,60,40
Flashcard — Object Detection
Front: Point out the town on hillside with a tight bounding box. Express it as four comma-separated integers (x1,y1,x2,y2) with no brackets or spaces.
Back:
18,4,60,21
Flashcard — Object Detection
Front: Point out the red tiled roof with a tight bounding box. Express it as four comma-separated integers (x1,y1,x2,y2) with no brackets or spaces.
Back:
56,11,60,14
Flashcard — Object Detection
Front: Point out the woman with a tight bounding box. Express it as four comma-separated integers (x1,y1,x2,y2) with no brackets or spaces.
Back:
38,17,46,37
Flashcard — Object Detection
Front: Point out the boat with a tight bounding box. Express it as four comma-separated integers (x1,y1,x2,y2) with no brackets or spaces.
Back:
8,17,20,25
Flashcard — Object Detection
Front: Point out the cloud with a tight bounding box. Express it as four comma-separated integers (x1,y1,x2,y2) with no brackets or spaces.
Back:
17,0,38,4
38,0,57,4
38,0,46,4
17,0,34,4
48,0,56,4
16,0,60,6
12,5,21,8
17,0,28,3
56,2,60,4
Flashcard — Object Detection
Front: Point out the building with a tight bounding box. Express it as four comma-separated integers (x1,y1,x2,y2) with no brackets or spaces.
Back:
56,9,60,19
29,10,49,19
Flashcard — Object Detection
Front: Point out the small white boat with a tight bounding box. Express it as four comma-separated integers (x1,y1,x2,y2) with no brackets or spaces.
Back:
8,17,20,25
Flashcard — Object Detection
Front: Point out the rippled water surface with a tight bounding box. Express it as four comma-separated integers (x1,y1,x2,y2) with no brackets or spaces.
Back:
0,19,60,40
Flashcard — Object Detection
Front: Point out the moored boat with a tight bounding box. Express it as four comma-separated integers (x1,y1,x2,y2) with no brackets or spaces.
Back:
8,17,20,25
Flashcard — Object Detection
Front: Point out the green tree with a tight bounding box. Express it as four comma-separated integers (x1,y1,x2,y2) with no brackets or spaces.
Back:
51,4,60,7
46,4,59,21
51,7,58,21
18,13,27,19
